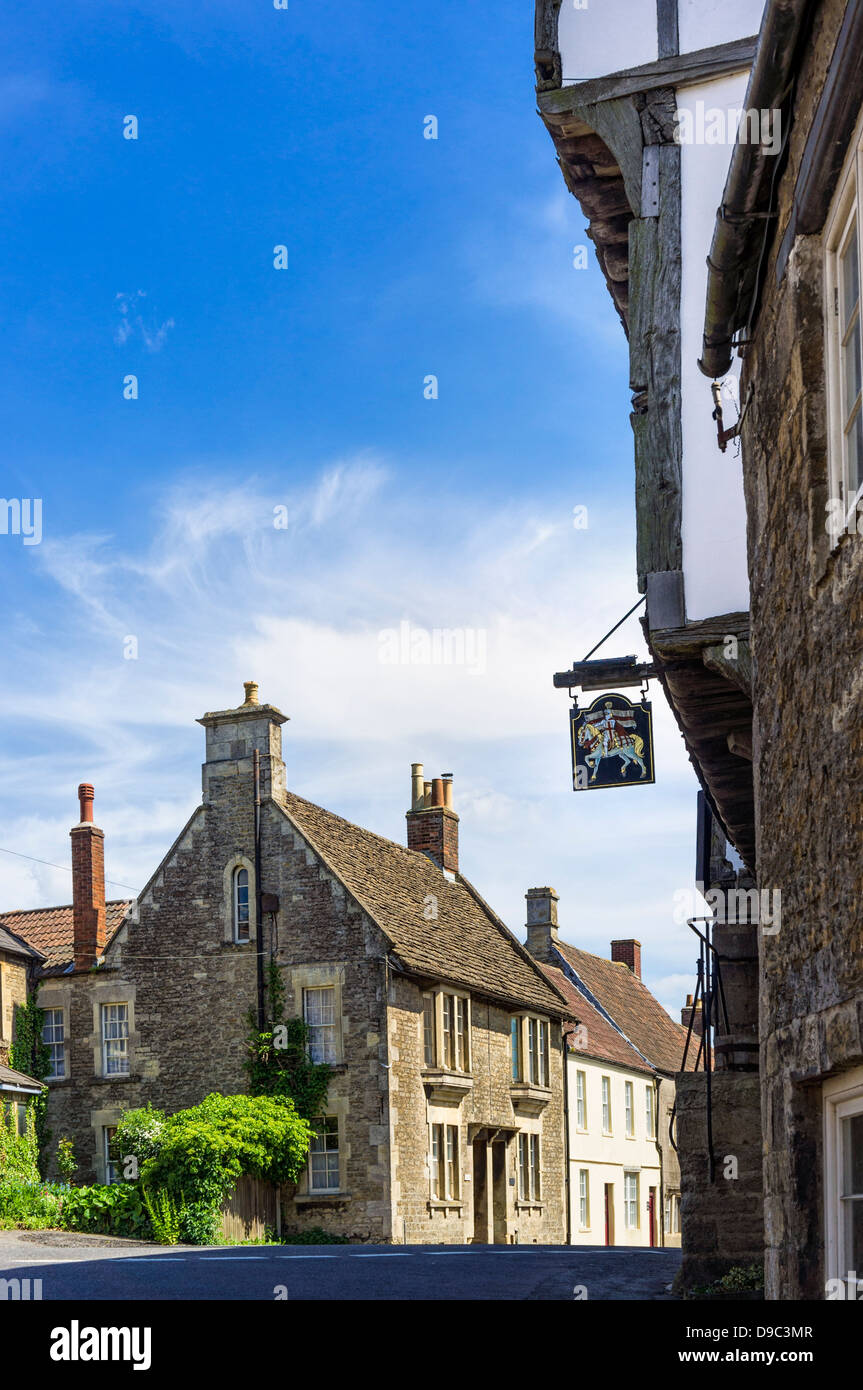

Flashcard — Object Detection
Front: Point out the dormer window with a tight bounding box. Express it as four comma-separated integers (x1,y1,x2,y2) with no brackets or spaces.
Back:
233,867,250,943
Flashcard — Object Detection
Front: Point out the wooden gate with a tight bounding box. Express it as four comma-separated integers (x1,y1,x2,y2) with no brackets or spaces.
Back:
220,1176,281,1243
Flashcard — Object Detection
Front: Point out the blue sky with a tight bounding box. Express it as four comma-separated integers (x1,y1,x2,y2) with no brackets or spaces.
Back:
0,0,704,1016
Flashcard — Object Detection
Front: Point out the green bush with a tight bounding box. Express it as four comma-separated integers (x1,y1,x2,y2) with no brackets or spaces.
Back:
59,1183,153,1241
0,1099,41,1185
56,1138,77,1185
0,1179,62,1230
141,1092,313,1245
113,1104,167,1175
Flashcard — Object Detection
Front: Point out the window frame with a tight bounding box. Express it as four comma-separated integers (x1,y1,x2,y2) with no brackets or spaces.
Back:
824,1069,863,1293
422,987,471,1074
233,865,251,944
303,986,338,1065
825,121,863,533
308,1114,341,1193
601,1075,612,1135
511,1013,551,1088
625,1080,634,1139
42,1006,66,1081
645,1083,656,1139
101,1002,130,1077
517,1132,541,1203
430,1122,460,1202
103,1126,118,1184
578,1168,590,1229
576,1069,587,1131
624,1171,640,1230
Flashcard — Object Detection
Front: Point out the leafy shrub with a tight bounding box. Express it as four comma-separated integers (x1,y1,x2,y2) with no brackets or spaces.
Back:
0,1179,62,1230
56,1138,77,1185
59,1183,152,1241
113,1104,167,1174
141,1092,312,1245
142,1186,183,1245
0,1099,41,1185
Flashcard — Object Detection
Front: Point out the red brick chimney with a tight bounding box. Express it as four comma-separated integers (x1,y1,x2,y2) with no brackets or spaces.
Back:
71,783,106,970
611,938,642,978
681,993,704,1036
405,763,458,873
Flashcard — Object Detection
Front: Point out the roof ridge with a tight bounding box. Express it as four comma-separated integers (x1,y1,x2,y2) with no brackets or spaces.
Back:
551,945,658,1070
0,899,133,918
457,876,569,1010
283,789,432,864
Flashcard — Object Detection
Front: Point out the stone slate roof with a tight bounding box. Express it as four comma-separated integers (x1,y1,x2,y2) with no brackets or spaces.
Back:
0,1062,45,1093
537,962,654,1074
280,792,567,1015
0,902,132,973
554,939,693,1074
0,923,45,962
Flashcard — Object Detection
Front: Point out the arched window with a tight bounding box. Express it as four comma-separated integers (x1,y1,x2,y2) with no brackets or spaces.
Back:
233,866,250,943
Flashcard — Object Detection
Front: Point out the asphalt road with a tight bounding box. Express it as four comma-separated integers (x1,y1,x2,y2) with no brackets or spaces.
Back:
0,1231,680,1300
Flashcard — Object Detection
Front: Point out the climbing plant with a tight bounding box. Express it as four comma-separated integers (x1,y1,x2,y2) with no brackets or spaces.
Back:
244,961,331,1120
9,990,51,1175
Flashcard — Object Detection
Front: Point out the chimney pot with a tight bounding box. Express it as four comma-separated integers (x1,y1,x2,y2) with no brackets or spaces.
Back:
406,763,459,873
243,681,259,705
611,938,642,978
71,784,106,970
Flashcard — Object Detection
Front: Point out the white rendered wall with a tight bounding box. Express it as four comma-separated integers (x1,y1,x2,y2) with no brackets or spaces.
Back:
558,1,657,85
566,1054,662,1246
678,71,751,620
677,0,765,54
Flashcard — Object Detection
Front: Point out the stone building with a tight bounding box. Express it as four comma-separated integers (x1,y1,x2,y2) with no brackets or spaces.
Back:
533,0,863,1296
524,887,689,1246
1,684,568,1244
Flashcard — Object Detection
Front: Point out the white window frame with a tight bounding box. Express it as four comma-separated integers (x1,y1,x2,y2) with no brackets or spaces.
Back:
645,1084,656,1139
42,1006,66,1081
308,1115,340,1193
429,1122,460,1202
303,986,338,1065
579,1168,590,1229
233,865,251,944
825,115,863,534
101,1003,129,1076
423,988,471,1074
576,1070,587,1131
824,1067,863,1295
512,1013,550,1087
103,1126,118,1184
601,1075,612,1135
624,1171,640,1230
625,1081,634,1138
518,1132,541,1202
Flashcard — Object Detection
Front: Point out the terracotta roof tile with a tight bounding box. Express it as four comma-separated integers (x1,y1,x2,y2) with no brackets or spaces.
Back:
554,940,694,1073
281,793,567,1015
536,963,654,1073
0,924,44,962
0,902,132,973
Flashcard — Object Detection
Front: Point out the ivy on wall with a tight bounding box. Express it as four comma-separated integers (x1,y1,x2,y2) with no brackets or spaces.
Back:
244,962,331,1121
9,988,51,1176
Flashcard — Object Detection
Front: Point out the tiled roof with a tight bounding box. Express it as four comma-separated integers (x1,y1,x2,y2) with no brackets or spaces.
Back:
0,1063,45,1092
554,940,694,1074
280,792,567,1015
0,923,44,962
0,902,132,973
536,963,654,1074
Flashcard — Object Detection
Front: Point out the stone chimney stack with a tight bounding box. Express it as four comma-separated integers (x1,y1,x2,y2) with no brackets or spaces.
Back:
406,763,459,873
197,682,288,805
525,887,560,963
611,938,642,978
71,783,107,970
681,993,704,1036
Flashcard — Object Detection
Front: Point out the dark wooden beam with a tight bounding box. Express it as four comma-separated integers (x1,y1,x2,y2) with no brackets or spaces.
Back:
544,34,759,108
553,657,657,691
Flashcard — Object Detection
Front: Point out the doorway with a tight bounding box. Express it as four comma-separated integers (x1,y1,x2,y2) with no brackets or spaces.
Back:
604,1183,614,1246
648,1188,657,1247
472,1139,488,1243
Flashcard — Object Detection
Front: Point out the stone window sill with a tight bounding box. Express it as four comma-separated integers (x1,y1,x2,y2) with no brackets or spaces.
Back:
294,1191,351,1205
93,1073,137,1084
515,1201,545,1214
427,1200,464,1212
421,1068,473,1103
510,1082,552,1115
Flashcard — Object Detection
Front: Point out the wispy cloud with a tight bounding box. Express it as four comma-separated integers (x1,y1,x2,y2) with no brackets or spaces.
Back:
114,291,175,353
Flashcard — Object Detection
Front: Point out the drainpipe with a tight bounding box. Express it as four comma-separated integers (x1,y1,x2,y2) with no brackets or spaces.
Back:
699,0,809,379
563,1027,573,1245
253,748,265,1030
653,1073,665,1247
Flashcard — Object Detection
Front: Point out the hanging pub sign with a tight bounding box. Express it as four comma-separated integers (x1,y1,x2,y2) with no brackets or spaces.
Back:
569,692,655,792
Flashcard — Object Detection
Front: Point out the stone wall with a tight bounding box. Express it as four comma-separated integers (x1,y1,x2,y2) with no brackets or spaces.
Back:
676,1072,763,1289
738,0,863,1300
0,954,28,1068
